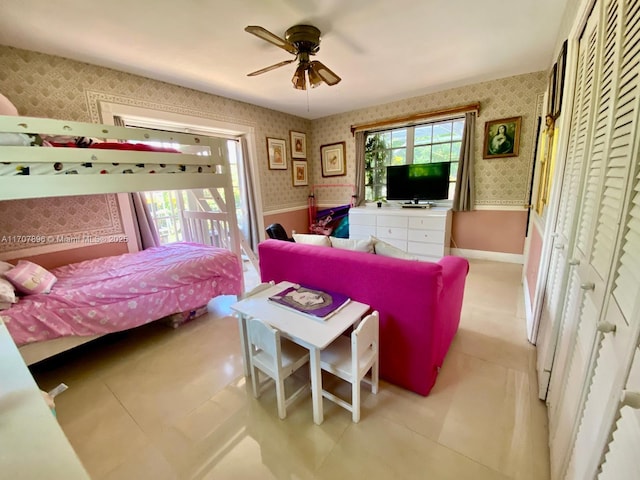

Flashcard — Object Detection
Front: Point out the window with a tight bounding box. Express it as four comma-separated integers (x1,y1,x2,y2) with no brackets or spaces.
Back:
364,117,464,202
143,139,244,245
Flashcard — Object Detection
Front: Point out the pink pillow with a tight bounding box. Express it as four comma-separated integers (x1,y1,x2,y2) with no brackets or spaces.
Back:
4,260,57,294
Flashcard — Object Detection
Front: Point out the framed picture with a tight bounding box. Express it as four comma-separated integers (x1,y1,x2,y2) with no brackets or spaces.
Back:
483,116,522,159
554,40,568,118
320,141,346,177
547,63,557,118
290,131,307,159
266,137,287,170
292,160,308,186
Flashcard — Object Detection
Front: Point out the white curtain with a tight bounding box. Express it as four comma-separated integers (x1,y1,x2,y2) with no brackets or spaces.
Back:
453,112,476,211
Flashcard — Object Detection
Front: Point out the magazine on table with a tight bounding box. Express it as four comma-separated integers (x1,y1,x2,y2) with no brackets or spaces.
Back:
268,284,351,321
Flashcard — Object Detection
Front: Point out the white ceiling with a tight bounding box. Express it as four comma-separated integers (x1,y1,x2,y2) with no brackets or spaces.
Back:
0,0,568,120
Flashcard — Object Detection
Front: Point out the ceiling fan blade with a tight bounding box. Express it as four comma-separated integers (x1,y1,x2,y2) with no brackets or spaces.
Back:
245,26,297,55
309,60,341,86
247,59,296,77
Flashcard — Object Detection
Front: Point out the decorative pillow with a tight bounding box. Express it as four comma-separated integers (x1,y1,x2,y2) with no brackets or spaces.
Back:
0,278,17,304
4,260,57,295
372,236,418,260
330,236,375,253
0,260,14,275
292,233,332,247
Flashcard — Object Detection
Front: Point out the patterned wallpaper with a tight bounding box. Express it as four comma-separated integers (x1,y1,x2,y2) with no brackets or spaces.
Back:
311,71,547,206
0,46,311,212
0,195,123,253
0,46,545,216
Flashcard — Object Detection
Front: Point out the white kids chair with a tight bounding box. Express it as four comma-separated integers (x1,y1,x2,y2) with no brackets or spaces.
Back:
247,317,310,419
320,311,380,422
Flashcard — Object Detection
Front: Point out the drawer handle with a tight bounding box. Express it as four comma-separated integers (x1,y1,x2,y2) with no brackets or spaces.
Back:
580,282,595,291
568,259,580,266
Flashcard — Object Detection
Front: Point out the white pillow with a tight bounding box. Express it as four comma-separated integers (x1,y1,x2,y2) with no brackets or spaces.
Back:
330,236,375,253
0,278,17,304
292,233,331,247
0,261,14,275
372,236,418,260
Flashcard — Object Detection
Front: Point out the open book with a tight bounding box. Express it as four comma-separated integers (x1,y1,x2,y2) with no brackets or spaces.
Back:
268,284,351,321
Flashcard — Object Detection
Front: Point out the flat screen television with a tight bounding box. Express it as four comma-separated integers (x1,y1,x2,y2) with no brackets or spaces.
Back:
386,162,451,202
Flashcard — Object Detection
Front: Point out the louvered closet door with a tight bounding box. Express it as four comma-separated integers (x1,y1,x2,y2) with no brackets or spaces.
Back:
547,7,604,477
565,1,640,478
599,344,640,479
537,10,596,401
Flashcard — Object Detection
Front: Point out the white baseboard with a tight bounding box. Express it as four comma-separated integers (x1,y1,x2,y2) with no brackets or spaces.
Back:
450,248,524,264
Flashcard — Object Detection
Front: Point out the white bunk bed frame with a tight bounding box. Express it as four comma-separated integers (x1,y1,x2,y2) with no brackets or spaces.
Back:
0,114,243,364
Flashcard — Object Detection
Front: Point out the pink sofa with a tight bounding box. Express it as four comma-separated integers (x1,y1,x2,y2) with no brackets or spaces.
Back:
258,239,469,396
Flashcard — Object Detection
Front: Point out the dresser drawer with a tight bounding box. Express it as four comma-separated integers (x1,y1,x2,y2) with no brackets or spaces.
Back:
376,226,408,241
407,228,446,244
350,224,376,238
377,215,408,228
408,241,445,257
349,212,376,226
408,216,445,230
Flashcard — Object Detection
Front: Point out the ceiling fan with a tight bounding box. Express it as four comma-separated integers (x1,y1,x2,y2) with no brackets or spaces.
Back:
244,24,341,90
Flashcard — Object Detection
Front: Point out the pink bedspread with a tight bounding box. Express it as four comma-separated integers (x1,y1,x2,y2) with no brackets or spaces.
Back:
1,242,242,346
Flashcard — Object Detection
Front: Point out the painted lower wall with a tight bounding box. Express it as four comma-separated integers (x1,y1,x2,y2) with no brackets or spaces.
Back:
451,210,529,254
263,208,309,239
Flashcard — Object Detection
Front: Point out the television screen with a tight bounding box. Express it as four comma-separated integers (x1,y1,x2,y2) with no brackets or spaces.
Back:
386,162,451,201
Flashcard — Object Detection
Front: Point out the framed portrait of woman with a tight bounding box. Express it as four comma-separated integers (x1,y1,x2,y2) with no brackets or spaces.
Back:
483,117,522,159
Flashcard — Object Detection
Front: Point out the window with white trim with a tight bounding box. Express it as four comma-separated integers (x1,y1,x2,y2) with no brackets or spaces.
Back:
365,117,464,202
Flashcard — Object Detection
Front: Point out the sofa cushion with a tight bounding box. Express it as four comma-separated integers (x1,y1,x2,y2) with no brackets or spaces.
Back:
292,233,331,247
330,236,375,253
372,236,418,260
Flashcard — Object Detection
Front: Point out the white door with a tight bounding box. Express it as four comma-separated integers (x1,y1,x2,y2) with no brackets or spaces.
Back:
552,0,640,477
598,345,640,480
536,16,597,400
546,8,604,475
567,0,640,475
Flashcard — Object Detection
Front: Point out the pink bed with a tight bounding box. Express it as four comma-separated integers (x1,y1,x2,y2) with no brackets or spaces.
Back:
1,242,243,347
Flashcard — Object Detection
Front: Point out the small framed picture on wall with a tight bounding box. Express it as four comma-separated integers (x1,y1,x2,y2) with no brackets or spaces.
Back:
320,141,346,177
290,131,307,159
292,160,308,186
266,137,287,170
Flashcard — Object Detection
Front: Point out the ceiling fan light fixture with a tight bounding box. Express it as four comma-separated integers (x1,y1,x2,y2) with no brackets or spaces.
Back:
292,64,307,90
308,64,323,88
310,60,341,86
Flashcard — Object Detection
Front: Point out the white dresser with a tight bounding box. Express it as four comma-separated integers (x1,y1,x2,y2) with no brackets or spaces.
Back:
349,205,452,262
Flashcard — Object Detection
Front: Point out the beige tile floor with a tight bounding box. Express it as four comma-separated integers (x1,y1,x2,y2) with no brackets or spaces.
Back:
31,259,550,480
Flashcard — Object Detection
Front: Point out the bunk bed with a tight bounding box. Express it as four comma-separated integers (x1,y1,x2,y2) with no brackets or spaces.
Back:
0,114,244,364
